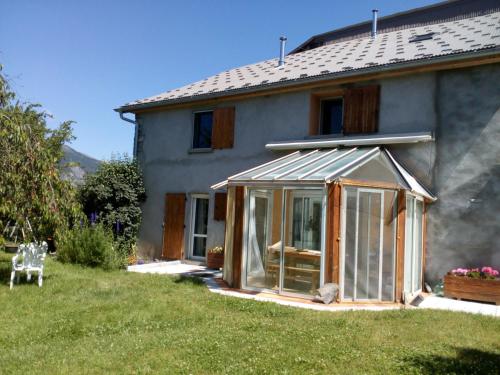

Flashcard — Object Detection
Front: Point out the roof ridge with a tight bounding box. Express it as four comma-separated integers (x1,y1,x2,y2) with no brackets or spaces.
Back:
311,6,500,49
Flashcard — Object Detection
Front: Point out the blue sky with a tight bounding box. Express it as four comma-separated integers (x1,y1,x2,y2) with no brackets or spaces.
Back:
0,0,439,160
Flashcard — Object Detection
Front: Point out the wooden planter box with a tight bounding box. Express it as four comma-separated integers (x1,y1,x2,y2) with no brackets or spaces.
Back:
207,252,224,270
444,274,500,305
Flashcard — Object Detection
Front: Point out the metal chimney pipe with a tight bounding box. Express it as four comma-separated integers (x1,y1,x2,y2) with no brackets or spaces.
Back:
278,36,287,67
371,9,378,39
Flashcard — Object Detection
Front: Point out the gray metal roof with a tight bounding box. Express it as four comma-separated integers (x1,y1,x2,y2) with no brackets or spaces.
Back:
211,147,436,200
119,10,500,112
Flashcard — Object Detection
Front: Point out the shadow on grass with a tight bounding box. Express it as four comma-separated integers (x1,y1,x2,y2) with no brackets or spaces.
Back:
174,274,205,286
403,348,500,374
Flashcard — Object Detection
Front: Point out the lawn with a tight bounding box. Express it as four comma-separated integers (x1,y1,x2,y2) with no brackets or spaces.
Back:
0,252,499,374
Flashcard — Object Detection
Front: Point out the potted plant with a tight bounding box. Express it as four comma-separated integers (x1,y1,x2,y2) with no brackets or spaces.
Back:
444,266,500,305
207,246,224,269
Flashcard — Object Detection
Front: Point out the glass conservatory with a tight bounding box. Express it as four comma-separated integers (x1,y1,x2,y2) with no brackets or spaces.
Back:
213,147,434,303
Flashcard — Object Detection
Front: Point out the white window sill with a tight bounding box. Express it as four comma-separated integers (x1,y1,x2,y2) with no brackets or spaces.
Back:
189,148,213,154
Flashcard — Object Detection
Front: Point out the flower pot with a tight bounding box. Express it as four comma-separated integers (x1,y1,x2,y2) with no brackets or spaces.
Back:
444,274,500,305
207,252,224,270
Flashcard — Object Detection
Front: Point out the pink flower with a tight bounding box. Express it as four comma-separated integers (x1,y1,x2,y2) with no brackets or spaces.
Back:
481,266,499,276
451,268,469,276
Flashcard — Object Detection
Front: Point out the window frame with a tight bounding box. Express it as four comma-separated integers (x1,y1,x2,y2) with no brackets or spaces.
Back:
319,96,344,136
188,193,210,260
288,190,324,251
403,193,425,298
191,110,214,150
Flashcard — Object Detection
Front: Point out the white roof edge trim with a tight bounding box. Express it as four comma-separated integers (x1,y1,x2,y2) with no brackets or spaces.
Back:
384,149,437,201
265,132,434,151
211,180,228,190
325,147,380,182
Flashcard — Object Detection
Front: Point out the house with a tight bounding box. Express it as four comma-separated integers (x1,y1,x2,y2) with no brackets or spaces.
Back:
116,0,500,303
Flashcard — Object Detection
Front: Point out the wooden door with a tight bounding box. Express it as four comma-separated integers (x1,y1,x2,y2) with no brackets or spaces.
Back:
162,193,186,260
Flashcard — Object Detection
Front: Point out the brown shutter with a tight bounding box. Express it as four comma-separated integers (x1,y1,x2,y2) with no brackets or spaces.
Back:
212,107,235,149
232,186,245,288
162,193,186,260
343,85,380,134
214,192,227,221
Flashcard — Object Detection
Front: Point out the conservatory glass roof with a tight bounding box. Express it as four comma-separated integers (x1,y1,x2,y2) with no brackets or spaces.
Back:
212,146,435,200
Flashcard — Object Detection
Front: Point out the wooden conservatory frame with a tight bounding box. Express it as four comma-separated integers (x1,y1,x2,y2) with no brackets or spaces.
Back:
213,147,434,303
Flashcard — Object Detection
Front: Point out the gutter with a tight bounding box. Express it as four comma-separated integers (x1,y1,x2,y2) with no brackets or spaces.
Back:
119,111,137,125
115,47,500,113
266,132,434,151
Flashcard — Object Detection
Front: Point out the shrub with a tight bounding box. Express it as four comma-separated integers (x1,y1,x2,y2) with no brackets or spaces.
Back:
79,156,146,255
57,224,124,270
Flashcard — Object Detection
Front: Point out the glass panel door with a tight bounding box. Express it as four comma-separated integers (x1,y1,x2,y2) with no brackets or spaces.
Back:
191,196,209,259
282,190,323,296
342,187,396,301
244,189,281,290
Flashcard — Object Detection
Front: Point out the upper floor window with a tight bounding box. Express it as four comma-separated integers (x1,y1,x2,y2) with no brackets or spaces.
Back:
310,85,380,136
320,98,343,135
193,111,213,149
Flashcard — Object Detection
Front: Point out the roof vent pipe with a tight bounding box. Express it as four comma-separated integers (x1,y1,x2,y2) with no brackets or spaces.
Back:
371,9,378,39
278,36,287,67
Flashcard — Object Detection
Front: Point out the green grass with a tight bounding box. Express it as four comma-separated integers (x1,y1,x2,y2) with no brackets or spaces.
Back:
0,252,499,374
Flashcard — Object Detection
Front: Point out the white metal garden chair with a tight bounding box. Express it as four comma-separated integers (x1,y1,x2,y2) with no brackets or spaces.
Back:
10,242,48,290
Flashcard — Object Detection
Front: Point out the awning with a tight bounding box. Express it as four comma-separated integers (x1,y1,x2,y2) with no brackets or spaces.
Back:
212,146,435,200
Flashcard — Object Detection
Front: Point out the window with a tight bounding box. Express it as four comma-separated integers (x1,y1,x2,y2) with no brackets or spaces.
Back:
192,111,213,149
190,195,209,259
409,32,435,43
320,98,343,135
310,86,379,136
291,193,323,251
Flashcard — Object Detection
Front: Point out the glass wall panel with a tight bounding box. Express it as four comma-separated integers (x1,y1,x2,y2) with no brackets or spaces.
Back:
404,195,424,296
404,197,414,293
245,189,281,290
414,199,424,292
382,191,397,301
342,187,397,301
343,188,357,299
283,190,323,295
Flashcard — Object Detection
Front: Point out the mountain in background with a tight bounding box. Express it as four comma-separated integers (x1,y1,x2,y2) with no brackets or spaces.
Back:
60,144,101,184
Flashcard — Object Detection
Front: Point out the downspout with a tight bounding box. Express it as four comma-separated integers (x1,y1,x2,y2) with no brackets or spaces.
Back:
118,111,139,158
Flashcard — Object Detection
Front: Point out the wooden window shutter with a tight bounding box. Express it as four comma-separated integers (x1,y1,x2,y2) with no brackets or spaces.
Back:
343,85,380,134
212,107,235,149
162,193,186,260
214,192,227,221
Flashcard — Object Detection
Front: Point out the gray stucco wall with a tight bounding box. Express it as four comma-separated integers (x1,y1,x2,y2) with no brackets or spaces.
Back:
135,63,499,285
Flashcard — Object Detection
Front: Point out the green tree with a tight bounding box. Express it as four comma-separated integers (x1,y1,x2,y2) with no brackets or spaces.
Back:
79,156,146,254
0,67,82,241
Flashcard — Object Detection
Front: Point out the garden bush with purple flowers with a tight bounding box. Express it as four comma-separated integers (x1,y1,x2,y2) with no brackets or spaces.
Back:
56,223,124,270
